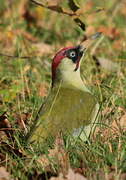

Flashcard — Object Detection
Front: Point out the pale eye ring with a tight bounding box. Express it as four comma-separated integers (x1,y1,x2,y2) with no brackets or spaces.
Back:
70,51,76,57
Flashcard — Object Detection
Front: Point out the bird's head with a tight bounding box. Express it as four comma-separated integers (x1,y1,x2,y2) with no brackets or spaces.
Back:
51,32,101,87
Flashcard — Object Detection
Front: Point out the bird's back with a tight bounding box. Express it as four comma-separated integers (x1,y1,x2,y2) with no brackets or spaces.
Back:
29,86,98,143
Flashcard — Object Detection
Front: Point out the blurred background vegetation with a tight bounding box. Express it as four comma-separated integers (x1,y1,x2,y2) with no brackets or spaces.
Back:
0,0,126,179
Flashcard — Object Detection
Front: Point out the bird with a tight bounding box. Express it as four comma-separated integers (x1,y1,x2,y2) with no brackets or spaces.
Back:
28,32,101,145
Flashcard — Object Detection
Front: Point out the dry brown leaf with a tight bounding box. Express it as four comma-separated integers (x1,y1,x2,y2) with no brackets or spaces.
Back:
67,168,87,180
86,26,95,36
23,65,31,73
0,166,13,180
17,0,28,17
113,39,124,51
102,107,113,116
0,113,14,142
119,112,126,130
98,26,120,39
109,112,126,132
97,57,119,72
120,3,126,16
46,0,63,6
31,0,74,16
0,113,11,129
89,168,126,180
37,147,58,170
0,153,6,164
55,133,69,175
38,133,69,174
76,1,94,15
4,29,38,42
0,131,8,142
38,83,49,97
34,42,52,55
50,168,87,180
15,113,30,132
50,173,65,180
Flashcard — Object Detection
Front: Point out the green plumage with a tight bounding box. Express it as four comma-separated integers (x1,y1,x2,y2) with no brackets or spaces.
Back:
28,39,101,144
29,85,98,143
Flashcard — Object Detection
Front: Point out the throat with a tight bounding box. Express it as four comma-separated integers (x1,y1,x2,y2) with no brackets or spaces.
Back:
53,69,89,92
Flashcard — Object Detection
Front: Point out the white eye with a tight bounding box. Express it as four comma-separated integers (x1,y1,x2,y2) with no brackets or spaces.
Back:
70,51,76,57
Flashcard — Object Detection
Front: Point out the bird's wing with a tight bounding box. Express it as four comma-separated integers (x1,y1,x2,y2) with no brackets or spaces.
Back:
29,86,99,143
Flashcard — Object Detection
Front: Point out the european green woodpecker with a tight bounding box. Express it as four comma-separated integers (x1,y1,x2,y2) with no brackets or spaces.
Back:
28,33,101,144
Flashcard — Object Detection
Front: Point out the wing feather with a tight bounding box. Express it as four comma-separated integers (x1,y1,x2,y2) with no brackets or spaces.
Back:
29,87,98,143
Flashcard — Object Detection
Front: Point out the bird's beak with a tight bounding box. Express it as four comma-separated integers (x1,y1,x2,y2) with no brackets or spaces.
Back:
74,32,101,71
79,32,102,52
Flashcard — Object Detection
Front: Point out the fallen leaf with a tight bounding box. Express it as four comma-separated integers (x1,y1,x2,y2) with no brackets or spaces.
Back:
86,26,95,36
76,1,94,16
0,153,6,163
50,168,87,180
31,0,74,16
38,133,69,174
0,113,11,129
0,131,8,142
96,57,119,72
38,83,48,97
113,39,124,51
50,173,65,180
46,0,63,6
119,112,126,130
0,112,13,139
15,113,30,132
37,147,58,170
0,166,13,180
102,107,113,116
33,42,52,55
98,26,120,40
67,168,87,180
0,113,15,143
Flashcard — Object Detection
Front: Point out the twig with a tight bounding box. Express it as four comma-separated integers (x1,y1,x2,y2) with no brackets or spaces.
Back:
0,53,40,59
30,0,86,30
30,0,75,16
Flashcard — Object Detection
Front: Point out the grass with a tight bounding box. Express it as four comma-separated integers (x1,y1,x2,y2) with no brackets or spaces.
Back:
0,0,126,179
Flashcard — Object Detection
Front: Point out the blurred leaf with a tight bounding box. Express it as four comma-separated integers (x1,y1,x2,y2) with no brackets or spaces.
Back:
94,57,119,72
68,0,79,12
98,26,120,39
38,134,69,174
34,42,52,55
46,0,64,6
72,0,84,8
38,83,48,97
0,112,13,139
0,112,11,129
0,166,13,180
35,6,45,19
0,0,7,12
118,51,126,59
0,83,23,102
50,168,87,180
0,131,8,142
30,0,74,15
15,112,30,132
74,18,85,30
30,0,86,31
67,168,87,180
119,112,126,130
